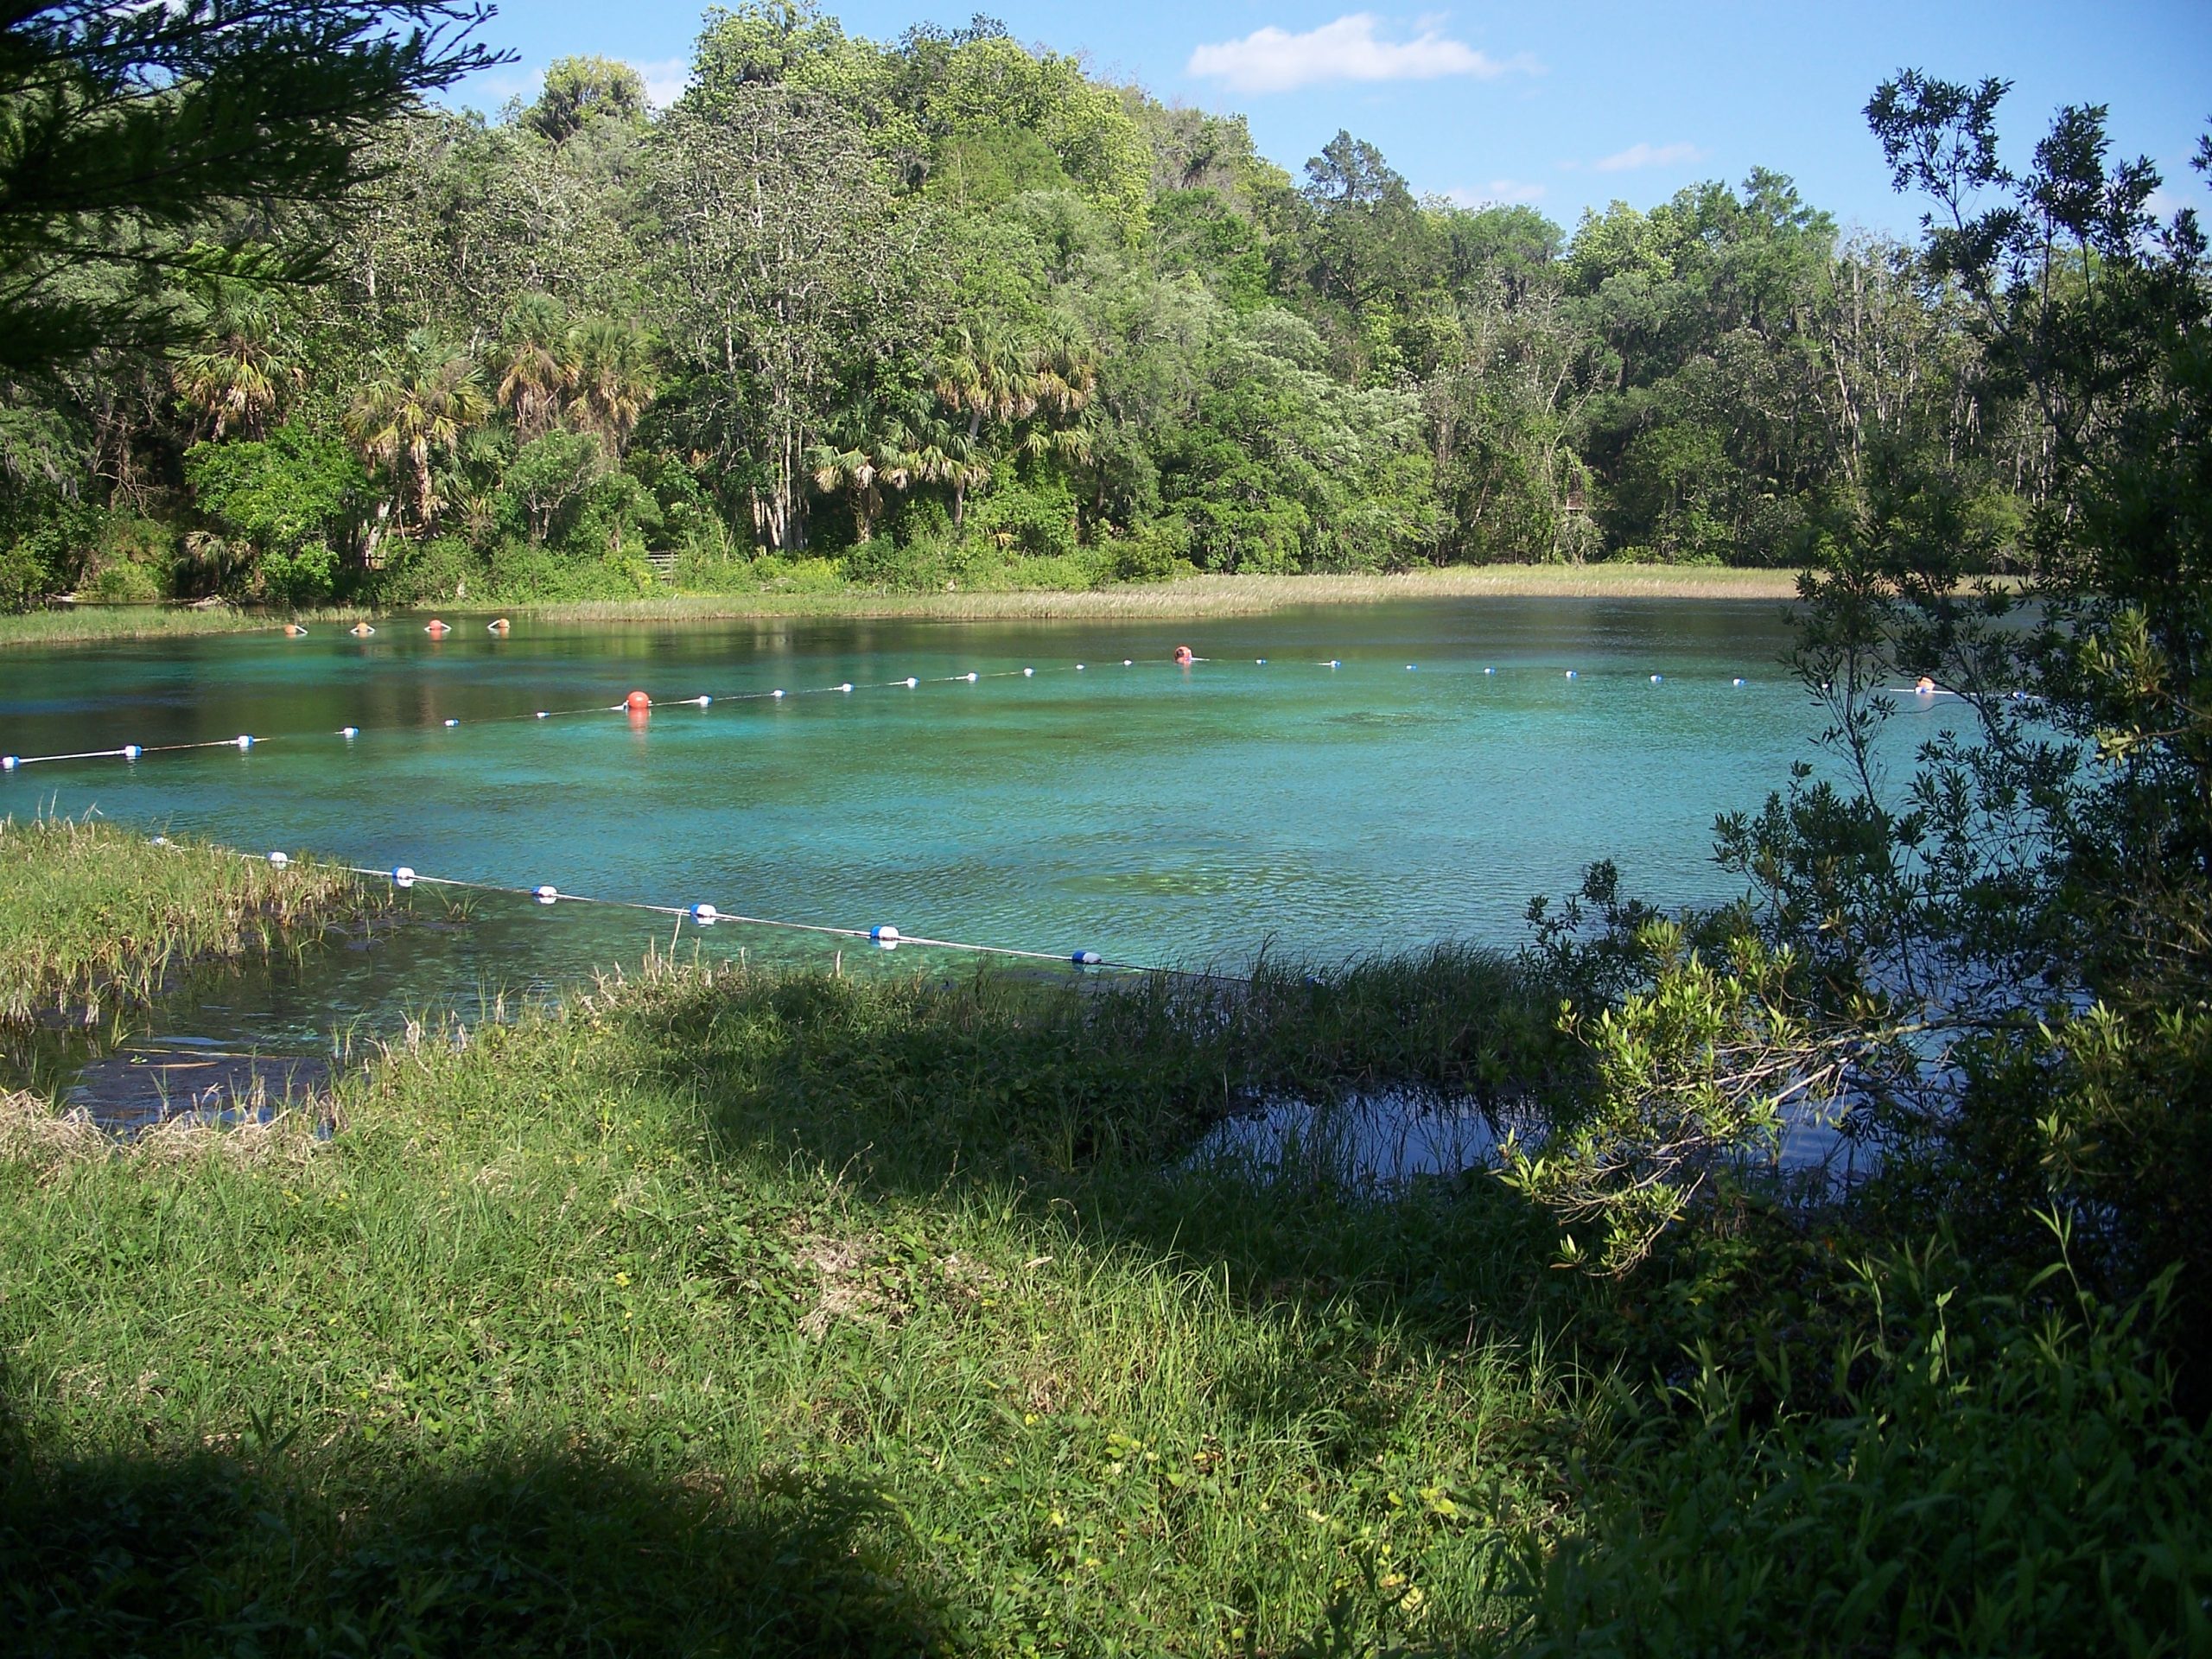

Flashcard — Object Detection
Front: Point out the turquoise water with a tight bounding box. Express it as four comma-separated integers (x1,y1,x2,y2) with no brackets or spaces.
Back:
1,596,1910,1062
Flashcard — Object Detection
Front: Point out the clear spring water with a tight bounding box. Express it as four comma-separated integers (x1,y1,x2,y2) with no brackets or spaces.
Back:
0,596,1972,1114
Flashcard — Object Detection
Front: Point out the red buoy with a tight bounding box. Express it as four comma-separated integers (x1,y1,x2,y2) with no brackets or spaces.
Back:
626,690,652,712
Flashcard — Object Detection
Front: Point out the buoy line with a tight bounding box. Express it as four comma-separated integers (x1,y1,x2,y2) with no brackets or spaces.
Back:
1,654,1754,775
166,839,1250,983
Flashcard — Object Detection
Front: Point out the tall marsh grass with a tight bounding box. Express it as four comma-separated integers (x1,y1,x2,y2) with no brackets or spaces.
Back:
0,813,380,1022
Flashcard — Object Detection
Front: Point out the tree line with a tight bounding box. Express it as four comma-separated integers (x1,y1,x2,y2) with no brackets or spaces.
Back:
0,3,2104,606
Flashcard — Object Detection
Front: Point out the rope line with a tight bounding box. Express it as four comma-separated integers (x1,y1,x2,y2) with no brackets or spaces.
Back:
3,654,1757,774
197,844,1249,982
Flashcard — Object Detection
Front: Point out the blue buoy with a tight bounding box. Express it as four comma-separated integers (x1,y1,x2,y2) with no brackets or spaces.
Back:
123,744,142,759
1256,658,1267,664
1329,659,1340,668
1732,677,1745,687
391,866,416,887
1071,950,1103,966
443,717,459,728
235,734,255,749
1650,674,1662,683
869,924,900,948
1407,664,1417,671
691,904,719,925
1565,671,1576,680
534,885,558,906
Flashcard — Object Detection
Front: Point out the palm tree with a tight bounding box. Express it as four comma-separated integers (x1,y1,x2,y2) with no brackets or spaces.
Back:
172,301,301,441
566,318,656,454
491,294,575,442
346,330,493,532
810,380,977,543
929,321,1102,524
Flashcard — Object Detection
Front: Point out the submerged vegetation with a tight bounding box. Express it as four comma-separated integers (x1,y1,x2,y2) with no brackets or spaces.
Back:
0,815,378,1024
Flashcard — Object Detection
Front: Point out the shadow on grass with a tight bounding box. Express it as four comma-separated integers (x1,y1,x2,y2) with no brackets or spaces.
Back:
625,951,1586,1354
1,1412,953,1657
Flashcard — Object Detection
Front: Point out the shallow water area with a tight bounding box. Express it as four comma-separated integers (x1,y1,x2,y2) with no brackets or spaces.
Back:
1,595,1983,1121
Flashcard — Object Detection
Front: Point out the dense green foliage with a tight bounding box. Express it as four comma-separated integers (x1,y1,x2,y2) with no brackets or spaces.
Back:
2,2,2076,609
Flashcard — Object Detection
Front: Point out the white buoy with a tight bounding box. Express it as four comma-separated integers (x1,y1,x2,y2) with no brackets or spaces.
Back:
534,885,558,906
339,727,358,739
696,696,713,707
123,744,142,759
1076,664,1085,671
1329,659,1340,668
1650,674,1662,683
1732,677,1745,687
1,757,16,771
443,718,459,728
1565,671,1576,680
839,683,853,693
1071,950,1103,966
150,836,168,847
772,689,785,699
870,924,900,949
965,671,978,682
905,677,918,689
1023,667,1034,677
1256,658,1267,665
1408,664,1418,671
691,904,719,925
1484,667,1494,675
1123,658,1133,666
235,734,254,749
536,711,549,719
269,851,289,868
391,866,416,887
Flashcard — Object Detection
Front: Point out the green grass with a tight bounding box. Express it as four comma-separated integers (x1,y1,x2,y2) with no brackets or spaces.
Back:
2,862,2201,1654
0,603,372,649
0,951,1599,1656
0,814,382,1023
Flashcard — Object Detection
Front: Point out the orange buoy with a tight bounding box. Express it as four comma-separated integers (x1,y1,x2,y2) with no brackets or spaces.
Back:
1915,675,1936,695
1173,645,1194,664
282,623,306,638
348,622,376,637
626,690,652,713
487,617,510,635
425,619,451,637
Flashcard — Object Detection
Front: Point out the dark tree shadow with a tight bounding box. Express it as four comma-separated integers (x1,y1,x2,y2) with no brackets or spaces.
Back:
1,1402,955,1657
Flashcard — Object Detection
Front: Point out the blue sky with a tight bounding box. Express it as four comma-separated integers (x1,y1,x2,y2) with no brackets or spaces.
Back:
450,2,2211,236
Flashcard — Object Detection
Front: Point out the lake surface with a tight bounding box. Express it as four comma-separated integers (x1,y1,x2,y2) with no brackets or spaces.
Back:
3,595,1961,1090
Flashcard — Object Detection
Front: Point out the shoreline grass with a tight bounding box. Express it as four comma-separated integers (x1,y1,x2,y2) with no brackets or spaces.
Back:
3,836,2196,1654
0,814,383,1024
0,566,1800,649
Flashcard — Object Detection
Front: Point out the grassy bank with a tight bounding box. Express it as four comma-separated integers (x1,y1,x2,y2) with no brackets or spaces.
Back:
0,814,380,1023
0,567,1799,649
3,930,2202,1652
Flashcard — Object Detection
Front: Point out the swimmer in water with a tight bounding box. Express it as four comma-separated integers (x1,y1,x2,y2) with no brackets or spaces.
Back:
349,622,376,637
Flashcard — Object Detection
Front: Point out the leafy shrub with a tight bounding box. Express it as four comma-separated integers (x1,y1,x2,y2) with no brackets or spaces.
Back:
1494,1241,2211,1656
373,535,480,606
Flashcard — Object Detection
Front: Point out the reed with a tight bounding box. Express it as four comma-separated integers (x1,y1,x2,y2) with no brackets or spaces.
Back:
0,812,382,1023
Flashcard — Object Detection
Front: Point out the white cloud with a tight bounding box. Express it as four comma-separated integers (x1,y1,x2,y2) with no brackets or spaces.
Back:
1590,141,1707,174
1186,13,1535,96
628,57,691,111
1443,180,1547,207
